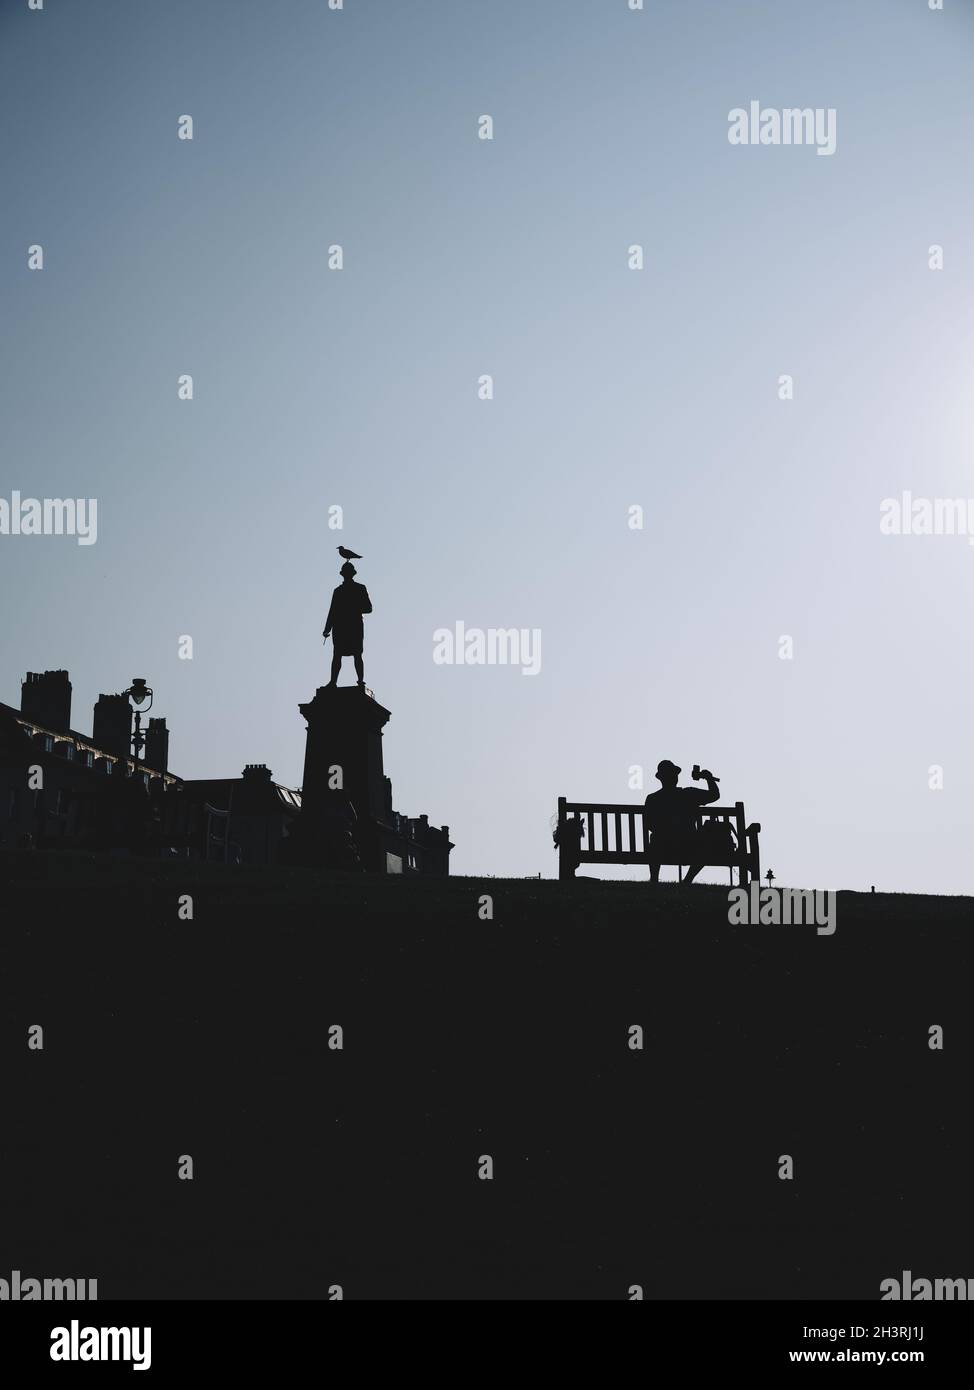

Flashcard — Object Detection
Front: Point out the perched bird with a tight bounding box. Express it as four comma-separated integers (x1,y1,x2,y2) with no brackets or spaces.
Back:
337,546,362,560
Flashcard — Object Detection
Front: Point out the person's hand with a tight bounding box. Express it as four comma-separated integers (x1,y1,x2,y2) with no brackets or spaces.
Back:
323,629,330,639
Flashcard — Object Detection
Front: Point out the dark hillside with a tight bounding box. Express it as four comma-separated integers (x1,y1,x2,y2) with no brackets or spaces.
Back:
3,851,971,1299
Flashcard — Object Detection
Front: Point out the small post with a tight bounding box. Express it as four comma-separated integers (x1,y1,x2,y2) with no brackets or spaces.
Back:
556,796,571,881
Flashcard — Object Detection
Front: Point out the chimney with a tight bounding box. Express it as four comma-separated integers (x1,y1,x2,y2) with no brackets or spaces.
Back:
92,693,132,760
242,763,272,782
21,670,72,732
145,717,169,774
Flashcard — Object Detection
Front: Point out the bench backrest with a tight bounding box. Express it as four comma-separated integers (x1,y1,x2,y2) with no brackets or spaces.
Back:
557,797,748,864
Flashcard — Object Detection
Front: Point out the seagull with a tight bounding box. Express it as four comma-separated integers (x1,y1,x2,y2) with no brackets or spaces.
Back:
337,546,362,560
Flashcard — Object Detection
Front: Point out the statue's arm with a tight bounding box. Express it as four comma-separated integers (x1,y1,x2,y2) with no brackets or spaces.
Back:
360,588,373,615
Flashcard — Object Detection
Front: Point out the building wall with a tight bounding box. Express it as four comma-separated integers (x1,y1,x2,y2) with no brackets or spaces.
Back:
0,691,453,874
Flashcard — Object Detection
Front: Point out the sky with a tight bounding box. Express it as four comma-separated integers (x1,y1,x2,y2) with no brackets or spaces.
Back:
2,0,974,890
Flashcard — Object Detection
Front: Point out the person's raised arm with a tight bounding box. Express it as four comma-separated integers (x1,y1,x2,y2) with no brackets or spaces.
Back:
697,769,721,804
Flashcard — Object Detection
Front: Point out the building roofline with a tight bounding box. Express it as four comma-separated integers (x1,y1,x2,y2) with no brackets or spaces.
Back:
0,702,181,784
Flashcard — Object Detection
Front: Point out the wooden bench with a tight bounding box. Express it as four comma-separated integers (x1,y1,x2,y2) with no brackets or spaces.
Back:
555,796,761,885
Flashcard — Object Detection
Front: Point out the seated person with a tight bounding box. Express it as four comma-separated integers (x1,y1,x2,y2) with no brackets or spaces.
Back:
644,760,720,884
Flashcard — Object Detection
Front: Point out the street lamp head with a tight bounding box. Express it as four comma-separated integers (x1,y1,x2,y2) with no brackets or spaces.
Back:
129,678,150,706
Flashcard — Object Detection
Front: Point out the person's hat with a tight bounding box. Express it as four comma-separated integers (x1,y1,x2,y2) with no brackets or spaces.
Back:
656,759,681,780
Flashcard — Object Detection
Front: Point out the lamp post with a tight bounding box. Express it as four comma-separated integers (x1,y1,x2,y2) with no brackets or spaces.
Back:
123,678,153,773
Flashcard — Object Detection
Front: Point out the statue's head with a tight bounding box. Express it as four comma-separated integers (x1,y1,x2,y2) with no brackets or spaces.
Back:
340,562,357,580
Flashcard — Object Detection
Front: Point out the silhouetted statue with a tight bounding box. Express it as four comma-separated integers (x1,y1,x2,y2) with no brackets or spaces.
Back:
644,759,721,885
323,562,373,687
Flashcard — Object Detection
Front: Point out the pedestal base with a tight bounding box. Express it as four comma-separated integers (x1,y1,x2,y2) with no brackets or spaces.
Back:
296,684,392,872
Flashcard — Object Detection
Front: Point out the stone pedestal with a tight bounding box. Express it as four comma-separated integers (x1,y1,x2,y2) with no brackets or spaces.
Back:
292,685,391,871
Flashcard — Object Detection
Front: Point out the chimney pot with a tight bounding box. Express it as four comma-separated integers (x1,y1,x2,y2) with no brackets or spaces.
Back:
21,669,72,733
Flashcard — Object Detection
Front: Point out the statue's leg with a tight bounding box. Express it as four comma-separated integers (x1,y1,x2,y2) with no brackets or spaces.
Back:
353,654,364,684
330,650,341,685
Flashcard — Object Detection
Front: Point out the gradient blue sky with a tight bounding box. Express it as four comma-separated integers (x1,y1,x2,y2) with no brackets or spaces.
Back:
2,0,973,889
